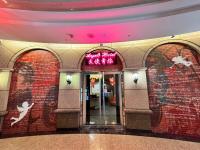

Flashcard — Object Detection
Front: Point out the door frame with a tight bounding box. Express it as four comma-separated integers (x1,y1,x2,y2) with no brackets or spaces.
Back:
81,71,124,126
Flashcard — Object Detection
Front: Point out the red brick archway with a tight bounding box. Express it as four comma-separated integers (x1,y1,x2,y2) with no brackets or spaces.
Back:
2,50,60,135
146,43,200,138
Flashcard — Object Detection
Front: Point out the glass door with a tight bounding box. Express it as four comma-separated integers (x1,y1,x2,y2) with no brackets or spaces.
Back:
86,72,120,125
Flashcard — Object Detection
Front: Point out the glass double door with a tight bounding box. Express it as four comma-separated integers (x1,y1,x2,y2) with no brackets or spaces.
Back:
85,72,120,125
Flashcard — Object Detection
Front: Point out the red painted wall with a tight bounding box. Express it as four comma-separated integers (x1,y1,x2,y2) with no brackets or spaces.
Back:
2,50,60,135
146,43,200,138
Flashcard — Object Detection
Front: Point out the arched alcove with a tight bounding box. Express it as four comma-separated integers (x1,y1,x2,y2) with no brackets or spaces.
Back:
2,49,60,135
145,42,200,138
8,47,63,69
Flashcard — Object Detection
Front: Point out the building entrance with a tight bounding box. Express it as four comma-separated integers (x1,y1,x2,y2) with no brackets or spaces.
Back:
84,72,121,125
81,48,124,126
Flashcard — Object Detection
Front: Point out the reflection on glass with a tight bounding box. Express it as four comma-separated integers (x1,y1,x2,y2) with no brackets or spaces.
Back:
86,73,120,125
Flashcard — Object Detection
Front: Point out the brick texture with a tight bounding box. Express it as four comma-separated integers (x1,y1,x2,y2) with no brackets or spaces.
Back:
146,43,200,138
2,50,60,135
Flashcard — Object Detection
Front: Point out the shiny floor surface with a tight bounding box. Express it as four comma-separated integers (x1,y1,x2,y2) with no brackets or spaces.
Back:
90,101,117,125
0,134,199,150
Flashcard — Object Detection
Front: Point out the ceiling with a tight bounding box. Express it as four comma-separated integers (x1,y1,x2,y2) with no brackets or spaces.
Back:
0,0,200,44
0,0,165,11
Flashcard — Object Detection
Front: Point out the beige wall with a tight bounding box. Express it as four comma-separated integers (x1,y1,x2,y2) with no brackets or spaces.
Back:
0,70,12,111
58,72,81,110
124,68,149,110
1,32,200,69
0,31,200,127
0,69,12,130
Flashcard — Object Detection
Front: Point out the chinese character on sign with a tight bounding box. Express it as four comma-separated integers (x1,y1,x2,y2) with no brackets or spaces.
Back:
88,59,94,65
85,51,116,66
94,58,101,65
101,58,106,65
107,58,114,64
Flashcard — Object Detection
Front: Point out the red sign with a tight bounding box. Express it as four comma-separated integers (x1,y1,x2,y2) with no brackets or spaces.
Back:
85,52,117,65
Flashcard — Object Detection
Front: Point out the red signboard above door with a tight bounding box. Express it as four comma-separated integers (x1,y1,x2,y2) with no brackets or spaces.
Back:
85,52,117,66
81,49,123,72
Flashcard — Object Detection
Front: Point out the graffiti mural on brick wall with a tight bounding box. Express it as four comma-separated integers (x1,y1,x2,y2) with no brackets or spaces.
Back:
2,50,60,135
146,43,200,137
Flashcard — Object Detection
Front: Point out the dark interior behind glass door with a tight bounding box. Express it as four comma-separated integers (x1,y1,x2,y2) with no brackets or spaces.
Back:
86,73,120,125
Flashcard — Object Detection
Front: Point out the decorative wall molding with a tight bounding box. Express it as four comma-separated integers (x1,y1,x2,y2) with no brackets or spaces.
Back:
7,46,63,69
54,108,80,113
0,68,13,72
143,39,200,67
124,67,147,71
59,69,81,73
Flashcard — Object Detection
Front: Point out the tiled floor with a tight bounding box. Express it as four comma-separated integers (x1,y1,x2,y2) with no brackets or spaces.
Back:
0,134,199,150
90,101,117,125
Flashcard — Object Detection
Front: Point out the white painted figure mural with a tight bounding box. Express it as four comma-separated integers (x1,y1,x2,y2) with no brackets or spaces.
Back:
170,56,193,68
10,101,34,127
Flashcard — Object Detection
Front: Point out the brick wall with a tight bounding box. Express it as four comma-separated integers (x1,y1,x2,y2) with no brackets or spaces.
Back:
2,50,60,135
146,43,200,138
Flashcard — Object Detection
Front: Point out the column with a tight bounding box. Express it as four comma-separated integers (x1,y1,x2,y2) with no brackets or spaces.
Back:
55,69,81,129
0,68,12,131
124,68,152,130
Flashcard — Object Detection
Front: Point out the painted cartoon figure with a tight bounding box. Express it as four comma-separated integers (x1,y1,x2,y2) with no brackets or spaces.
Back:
170,56,193,68
10,101,34,127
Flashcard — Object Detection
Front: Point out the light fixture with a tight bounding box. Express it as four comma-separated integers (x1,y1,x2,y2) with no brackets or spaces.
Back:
133,73,139,84
66,74,72,85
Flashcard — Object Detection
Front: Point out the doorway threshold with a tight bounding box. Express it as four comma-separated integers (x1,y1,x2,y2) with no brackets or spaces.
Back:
81,125,124,134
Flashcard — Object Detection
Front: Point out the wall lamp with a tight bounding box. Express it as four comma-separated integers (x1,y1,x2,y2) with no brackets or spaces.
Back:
66,74,72,85
133,73,139,84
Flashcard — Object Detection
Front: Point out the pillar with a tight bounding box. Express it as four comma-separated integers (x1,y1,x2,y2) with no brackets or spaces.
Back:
0,68,12,131
124,67,152,130
55,70,81,129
